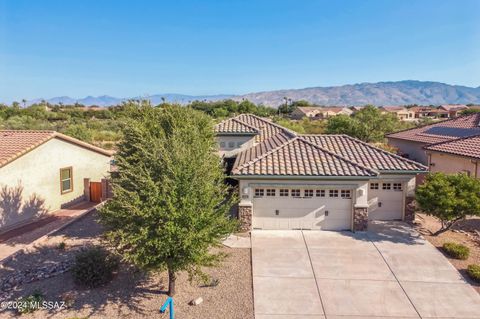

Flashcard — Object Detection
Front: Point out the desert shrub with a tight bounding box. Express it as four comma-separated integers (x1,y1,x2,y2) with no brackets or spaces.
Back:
467,264,480,282
57,242,67,250
442,242,470,260
71,246,119,288
17,290,44,314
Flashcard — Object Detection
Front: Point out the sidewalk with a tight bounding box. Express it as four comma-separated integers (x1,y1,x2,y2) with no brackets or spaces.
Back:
0,201,99,262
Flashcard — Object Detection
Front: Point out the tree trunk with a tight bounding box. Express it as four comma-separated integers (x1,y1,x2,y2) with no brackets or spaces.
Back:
168,268,176,296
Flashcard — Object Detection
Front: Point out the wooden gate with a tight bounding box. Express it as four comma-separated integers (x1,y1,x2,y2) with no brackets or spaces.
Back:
90,182,102,203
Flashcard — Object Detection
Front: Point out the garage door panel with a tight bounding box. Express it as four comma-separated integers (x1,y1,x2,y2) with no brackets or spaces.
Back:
252,191,351,230
368,186,403,220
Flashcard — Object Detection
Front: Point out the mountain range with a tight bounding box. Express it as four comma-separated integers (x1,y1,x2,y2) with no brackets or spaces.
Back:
19,80,480,108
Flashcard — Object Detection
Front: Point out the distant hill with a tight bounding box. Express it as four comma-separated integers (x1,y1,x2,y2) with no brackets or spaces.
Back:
235,80,480,107
26,94,233,107
19,80,480,107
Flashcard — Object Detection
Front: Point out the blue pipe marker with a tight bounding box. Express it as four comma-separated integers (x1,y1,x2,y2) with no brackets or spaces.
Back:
160,297,174,319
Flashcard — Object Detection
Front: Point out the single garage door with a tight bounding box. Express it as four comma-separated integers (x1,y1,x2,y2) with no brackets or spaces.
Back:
252,187,352,230
368,182,403,220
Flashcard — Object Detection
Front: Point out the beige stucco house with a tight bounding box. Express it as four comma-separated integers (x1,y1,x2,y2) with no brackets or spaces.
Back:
215,114,427,232
380,106,415,121
387,113,480,165
424,135,480,178
291,107,353,120
0,130,113,232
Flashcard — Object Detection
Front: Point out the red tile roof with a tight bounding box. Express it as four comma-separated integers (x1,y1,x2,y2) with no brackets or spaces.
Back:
302,135,427,172
0,130,113,168
386,113,480,144
214,118,259,134
424,134,480,160
231,137,377,177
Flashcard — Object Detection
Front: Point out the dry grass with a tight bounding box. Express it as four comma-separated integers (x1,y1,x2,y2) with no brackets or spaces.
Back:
0,212,254,319
414,213,480,294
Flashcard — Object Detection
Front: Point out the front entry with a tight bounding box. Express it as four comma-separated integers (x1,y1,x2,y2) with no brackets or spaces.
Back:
90,182,102,203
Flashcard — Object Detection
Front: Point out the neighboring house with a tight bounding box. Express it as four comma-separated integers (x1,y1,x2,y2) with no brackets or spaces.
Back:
386,113,480,165
409,106,436,119
424,135,480,178
438,104,468,118
0,130,113,232
291,107,352,120
215,114,427,232
380,106,415,121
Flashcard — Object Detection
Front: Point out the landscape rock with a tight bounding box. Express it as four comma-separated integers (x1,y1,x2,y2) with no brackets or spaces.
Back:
189,297,203,306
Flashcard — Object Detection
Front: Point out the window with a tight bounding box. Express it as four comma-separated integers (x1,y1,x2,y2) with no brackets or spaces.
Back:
254,188,264,197
279,189,289,197
60,167,73,194
316,189,325,197
382,183,391,190
370,183,379,190
228,141,235,148
266,189,276,197
219,142,226,148
237,141,243,147
393,183,402,191
304,189,313,197
291,189,301,197
329,189,339,197
341,190,351,199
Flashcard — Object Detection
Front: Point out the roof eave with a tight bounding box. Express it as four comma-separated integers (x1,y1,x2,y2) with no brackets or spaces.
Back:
230,174,377,180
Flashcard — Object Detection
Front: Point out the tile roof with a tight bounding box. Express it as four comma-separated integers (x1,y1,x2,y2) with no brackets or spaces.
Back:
424,134,480,160
218,114,427,177
386,113,480,144
0,130,113,168
214,118,259,134
231,137,377,177
381,106,407,112
301,134,427,172
439,104,468,111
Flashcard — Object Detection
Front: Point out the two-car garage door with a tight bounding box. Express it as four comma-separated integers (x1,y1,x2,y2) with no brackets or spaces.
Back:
252,187,352,230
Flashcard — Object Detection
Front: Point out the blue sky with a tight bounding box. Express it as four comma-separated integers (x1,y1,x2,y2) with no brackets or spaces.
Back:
0,0,479,102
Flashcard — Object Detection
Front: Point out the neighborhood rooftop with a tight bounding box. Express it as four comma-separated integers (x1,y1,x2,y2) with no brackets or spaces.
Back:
386,113,480,144
425,134,480,160
0,130,113,168
217,114,427,177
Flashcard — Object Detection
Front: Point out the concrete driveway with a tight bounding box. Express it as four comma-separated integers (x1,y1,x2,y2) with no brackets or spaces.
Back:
251,221,480,319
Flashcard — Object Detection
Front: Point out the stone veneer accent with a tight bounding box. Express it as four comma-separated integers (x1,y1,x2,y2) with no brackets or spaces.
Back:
404,196,415,222
238,205,252,232
353,207,368,232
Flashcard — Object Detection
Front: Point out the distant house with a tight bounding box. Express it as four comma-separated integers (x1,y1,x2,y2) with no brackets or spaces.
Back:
424,135,480,178
291,107,353,120
386,113,480,164
409,106,436,119
438,104,468,118
0,130,113,232
379,106,415,121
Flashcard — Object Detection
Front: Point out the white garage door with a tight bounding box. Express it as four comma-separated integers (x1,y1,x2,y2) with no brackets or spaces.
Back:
252,188,352,230
368,182,404,220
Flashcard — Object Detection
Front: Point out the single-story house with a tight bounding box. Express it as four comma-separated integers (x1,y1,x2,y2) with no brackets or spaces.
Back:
215,114,427,232
291,107,352,120
379,106,415,121
0,130,113,232
386,113,480,165
424,134,480,178
438,104,468,118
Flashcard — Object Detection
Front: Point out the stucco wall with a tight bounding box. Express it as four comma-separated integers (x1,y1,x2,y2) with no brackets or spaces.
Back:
387,138,429,165
429,152,479,178
216,135,256,157
0,138,111,230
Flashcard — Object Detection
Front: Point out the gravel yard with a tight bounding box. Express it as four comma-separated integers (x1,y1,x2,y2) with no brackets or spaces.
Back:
414,213,480,294
0,212,254,319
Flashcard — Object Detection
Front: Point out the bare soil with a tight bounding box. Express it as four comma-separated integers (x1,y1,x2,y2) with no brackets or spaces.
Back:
414,213,480,294
0,211,254,319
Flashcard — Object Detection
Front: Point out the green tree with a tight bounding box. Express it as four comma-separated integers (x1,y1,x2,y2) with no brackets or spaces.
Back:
325,105,412,142
416,173,480,235
99,103,237,296
461,108,480,115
